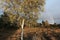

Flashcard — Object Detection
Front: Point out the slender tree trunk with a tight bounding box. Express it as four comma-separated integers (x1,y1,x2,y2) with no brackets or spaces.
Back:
21,19,25,40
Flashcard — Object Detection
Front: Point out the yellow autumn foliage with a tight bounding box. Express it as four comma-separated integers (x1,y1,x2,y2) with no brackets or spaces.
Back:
1,0,45,27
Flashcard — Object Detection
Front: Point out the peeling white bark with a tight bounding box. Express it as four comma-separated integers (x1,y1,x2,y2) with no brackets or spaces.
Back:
21,19,25,40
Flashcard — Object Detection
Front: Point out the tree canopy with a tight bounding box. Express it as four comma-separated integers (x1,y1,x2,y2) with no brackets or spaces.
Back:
0,0,45,27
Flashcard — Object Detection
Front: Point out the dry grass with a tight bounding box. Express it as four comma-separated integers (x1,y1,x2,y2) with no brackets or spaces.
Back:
0,27,60,40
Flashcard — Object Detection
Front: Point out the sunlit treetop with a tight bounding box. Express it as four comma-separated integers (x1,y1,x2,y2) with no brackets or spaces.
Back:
2,0,45,14
20,0,45,13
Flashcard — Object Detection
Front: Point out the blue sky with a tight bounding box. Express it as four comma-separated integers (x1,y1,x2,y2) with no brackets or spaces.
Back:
0,9,3,15
45,0,60,24
0,0,60,24
38,0,60,24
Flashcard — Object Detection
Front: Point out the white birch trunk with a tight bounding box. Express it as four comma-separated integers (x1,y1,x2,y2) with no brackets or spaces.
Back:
21,19,25,40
